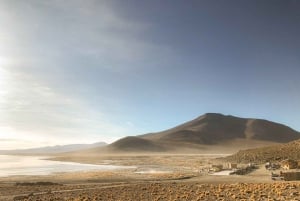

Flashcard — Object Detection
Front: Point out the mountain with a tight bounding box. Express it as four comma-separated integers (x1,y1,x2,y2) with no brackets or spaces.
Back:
0,142,107,155
105,113,300,153
108,136,165,152
224,139,300,164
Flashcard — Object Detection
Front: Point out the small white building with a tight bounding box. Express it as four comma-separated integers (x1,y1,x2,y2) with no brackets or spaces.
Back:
223,163,238,170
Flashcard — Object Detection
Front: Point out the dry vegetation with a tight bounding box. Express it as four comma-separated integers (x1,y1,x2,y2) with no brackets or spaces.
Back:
225,139,300,163
1,153,300,200
6,182,300,201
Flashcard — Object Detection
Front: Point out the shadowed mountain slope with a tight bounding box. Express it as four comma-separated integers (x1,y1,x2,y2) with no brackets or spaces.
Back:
106,113,299,153
141,113,299,143
107,136,165,152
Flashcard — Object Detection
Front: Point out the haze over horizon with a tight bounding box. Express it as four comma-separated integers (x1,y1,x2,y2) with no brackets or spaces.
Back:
0,0,300,149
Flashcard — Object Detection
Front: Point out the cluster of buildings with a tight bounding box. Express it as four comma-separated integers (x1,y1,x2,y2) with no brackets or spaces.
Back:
208,162,258,175
208,159,300,181
266,159,300,170
280,159,300,170
209,162,238,172
268,159,300,181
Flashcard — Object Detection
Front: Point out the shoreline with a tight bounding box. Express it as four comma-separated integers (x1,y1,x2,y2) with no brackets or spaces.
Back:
1,154,297,200
0,154,271,183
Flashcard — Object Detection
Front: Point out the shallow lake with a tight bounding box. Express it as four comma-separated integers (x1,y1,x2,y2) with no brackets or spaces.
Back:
0,155,131,177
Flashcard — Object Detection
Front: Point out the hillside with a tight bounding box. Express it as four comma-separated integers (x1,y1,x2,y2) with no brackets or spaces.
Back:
0,142,107,155
107,136,165,152
224,139,300,163
105,113,300,153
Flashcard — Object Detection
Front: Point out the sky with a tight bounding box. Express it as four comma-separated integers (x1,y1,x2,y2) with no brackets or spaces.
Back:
0,0,300,149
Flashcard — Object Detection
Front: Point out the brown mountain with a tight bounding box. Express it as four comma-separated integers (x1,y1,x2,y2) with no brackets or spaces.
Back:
105,113,300,153
108,136,166,152
224,139,300,163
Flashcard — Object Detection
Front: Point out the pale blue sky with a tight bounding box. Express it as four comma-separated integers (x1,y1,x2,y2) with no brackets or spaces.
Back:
0,0,299,149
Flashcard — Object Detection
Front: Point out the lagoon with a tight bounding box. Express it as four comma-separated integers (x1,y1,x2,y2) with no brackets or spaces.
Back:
0,155,130,177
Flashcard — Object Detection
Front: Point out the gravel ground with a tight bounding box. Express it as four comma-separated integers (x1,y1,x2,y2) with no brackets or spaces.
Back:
6,181,300,201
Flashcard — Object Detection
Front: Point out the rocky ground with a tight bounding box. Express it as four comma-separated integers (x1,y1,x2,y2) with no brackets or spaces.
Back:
1,154,300,201
2,181,300,201
225,139,300,163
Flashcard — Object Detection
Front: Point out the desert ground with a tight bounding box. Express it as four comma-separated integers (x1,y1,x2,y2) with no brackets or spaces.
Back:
1,154,300,201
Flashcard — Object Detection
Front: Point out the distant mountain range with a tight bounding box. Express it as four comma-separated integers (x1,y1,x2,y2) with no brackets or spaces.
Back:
3,113,299,155
0,142,107,155
102,113,300,153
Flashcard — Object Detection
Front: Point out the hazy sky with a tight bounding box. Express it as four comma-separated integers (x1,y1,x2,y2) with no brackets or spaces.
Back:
0,0,300,149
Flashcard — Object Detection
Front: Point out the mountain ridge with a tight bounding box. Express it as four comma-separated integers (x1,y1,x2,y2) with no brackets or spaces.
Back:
0,142,107,155
105,113,300,153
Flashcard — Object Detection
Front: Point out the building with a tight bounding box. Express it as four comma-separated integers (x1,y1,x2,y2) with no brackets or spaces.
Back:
210,164,223,172
223,163,238,170
281,171,300,181
281,159,298,170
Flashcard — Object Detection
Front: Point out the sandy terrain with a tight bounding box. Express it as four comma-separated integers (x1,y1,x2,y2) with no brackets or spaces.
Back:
0,154,299,201
3,181,300,201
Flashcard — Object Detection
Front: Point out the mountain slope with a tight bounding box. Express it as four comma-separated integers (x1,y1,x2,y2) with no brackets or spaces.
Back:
0,142,107,155
224,139,300,163
107,136,165,152
106,113,300,153
141,113,299,144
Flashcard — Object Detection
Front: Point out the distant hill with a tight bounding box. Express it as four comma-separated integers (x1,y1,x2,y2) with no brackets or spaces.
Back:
224,139,300,164
104,113,299,153
108,136,165,152
0,142,107,155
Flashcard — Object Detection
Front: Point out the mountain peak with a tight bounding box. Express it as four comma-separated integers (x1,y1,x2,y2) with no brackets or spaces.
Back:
195,113,238,123
75,114,300,154
201,113,224,117
197,113,236,120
